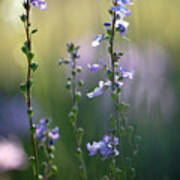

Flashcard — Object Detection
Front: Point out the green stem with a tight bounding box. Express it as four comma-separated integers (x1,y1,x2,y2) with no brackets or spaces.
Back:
71,57,88,180
43,130,51,180
25,0,39,179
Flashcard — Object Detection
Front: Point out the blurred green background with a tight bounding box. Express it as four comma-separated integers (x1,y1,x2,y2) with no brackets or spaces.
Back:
0,0,180,179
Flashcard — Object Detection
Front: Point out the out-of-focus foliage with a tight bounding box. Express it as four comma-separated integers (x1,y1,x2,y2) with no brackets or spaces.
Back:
0,0,180,179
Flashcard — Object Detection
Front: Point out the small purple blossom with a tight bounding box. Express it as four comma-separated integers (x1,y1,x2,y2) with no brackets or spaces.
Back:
87,82,104,98
88,60,103,72
35,119,47,140
49,127,60,140
87,80,111,98
120,67,135,80
35,119,60,145
91,34,105,47
116,19,129,35
121,0,134,5
87,135,119,157
111,4,131,17
86,142,100,156
31,0,47,10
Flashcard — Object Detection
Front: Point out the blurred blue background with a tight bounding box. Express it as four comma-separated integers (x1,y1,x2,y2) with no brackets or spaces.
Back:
0,0,180,179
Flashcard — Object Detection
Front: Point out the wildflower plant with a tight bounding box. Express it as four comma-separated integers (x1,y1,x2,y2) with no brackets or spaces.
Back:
20,1,60,180
59,43,87,180
87,0,141,179
36,118,60,179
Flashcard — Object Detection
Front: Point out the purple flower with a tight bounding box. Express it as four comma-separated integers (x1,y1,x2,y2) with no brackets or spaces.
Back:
120,67,135,80
87,135,119,157
49,127,60,140
87,81,111,98
121,0,134,5
87,85,104,99
88,60,103,72
86,142,100,156
35,119,60,145
35,120,46,140
111,4,131,17
91,34,105,47
116,19,129,35
31,0,47,10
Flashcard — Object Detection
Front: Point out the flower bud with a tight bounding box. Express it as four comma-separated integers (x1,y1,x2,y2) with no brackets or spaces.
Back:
30,61,39,72
76,66,82,72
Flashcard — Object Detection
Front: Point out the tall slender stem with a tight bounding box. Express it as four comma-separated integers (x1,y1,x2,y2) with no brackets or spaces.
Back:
43,130,51,180
25,0,39,179
109,1,128,179
71,57,88,180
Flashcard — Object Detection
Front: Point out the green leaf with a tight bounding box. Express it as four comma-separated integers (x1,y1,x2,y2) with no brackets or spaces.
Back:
20,14,27,22
20,82,27,93
107,29,112,36
31,29,38,34
21,45,28,55
118,52,124,56
27,52,34,61
23,2,27,10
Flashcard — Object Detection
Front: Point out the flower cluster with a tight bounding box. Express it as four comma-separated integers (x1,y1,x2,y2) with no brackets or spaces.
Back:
35,119,60,178
92,0,133,47
36,119,60,146
87,67,134,98
31,0,47,10
87,135,119,157
59,43,80,67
